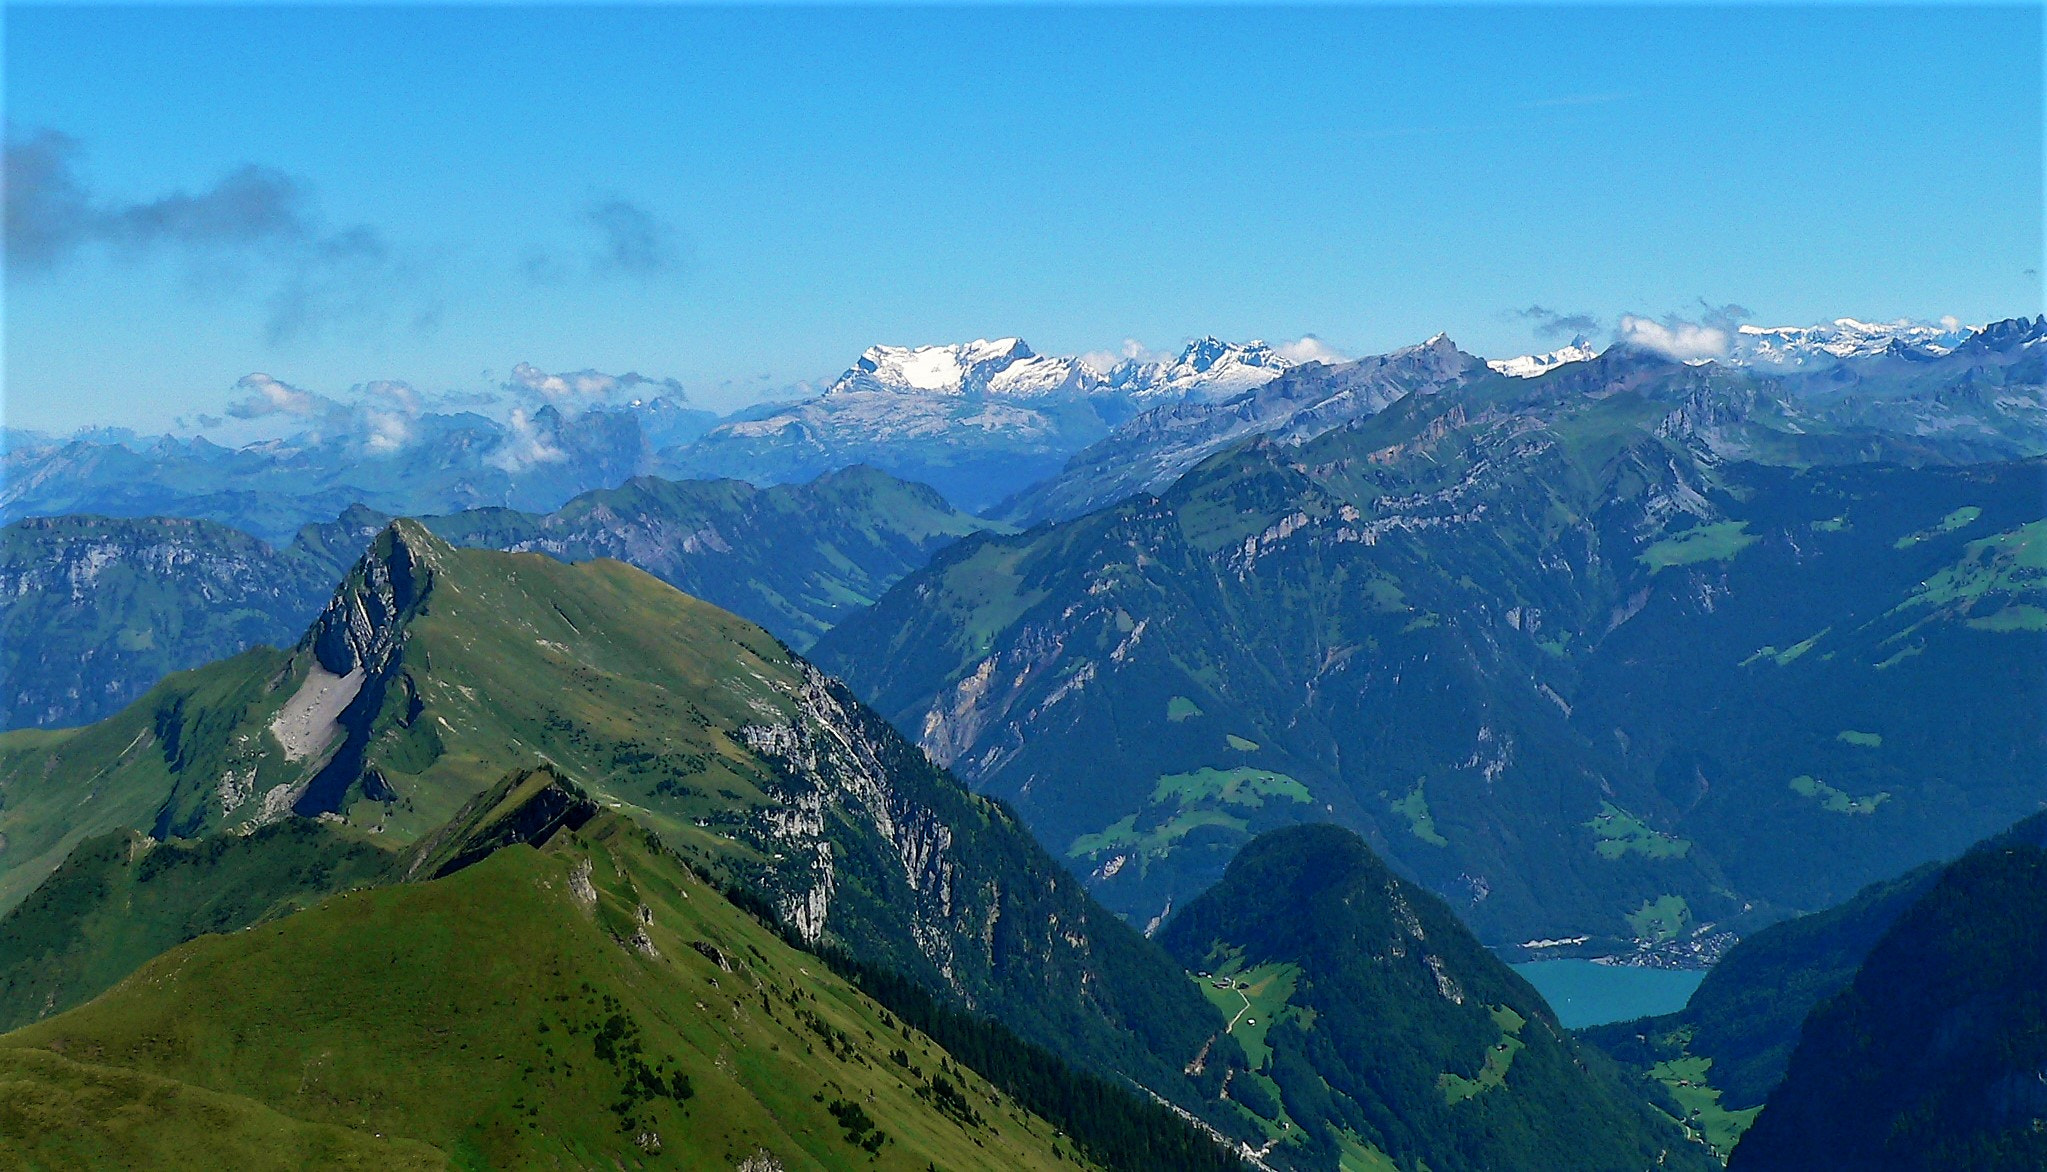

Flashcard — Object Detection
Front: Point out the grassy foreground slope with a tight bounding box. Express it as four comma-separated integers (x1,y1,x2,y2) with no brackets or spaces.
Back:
1,811,1100,1171
0,1046,445,1171
1157,825,1714,1172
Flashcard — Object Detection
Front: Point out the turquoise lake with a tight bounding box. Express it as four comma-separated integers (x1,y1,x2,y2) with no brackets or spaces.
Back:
1509,959,1707,1029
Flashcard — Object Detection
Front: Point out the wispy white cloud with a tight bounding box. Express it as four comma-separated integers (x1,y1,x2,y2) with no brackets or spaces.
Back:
487,406,567,471
1617,316,1730,360
225,373,326,419
1274,335,1350,365
1616,302,1753,361
1079,338,1161,371
506,361,687,404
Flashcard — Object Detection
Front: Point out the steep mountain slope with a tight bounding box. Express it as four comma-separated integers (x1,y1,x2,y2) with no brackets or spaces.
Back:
0,809,1108,1170
1157,825,1713,1172
1729,812,2047,1170
0,819,392,1032
1580,861,1943,1155
815,348,2047,948
993,335,1485,527
2,466,985,730
1,399,716,543
0,524,1233,1105
664,337,1291,512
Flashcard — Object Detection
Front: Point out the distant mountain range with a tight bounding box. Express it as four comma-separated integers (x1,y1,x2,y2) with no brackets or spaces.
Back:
1,466,987,731
1000,315,2044,527
0,520,1726,1170
9,317,2031,539
2,398,717,544
815,333,2047,953
4,298,2042,1165
662,336,1296,511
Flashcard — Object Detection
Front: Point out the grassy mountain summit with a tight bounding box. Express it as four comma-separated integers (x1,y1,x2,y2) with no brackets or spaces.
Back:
1728,811,2047,1170
1156,824,1714,1172
0,522,1231,1108
814,345,2047,947
2,465,987,732
0,805,1106,1170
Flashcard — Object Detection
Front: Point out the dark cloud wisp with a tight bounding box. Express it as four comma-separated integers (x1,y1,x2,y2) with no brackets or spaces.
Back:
1514,304,1601,340
583,197,684,278
5,125,427,344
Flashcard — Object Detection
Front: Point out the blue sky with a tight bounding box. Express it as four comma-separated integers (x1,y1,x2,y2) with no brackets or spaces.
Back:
5,3,2041,434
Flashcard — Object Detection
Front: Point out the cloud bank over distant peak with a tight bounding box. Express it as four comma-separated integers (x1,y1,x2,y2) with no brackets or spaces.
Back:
506,362,688,404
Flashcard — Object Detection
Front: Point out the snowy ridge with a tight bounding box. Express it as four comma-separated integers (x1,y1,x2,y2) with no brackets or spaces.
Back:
825,335,1292,403
830,338,1101,399
1732,317,1973,366
1104,336,1292,403
1489,338,1599,379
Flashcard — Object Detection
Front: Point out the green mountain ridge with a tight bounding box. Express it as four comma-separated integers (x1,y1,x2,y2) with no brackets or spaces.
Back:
0,521,1238,1120
1156,824,1715,1172
2,464,987,731
814,349,2047,948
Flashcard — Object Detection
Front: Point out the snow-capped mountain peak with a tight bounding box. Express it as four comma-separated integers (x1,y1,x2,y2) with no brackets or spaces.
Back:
1107,336,1292,403
1489,337,1600,378
830,338,1099,399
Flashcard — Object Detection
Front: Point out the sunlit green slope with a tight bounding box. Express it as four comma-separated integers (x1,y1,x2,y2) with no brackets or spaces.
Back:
0,807,1102,1171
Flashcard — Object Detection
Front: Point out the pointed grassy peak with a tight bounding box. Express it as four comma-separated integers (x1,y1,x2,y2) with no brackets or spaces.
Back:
2,534,1234,1114
1161,824,1538,1018
397,766,600,882
1158,825,1713,1172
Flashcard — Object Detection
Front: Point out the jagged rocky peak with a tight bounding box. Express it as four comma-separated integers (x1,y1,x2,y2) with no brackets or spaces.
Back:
1967,313,2047,350
308,518,445,678
1108,336,1293,402
400,766,602,882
